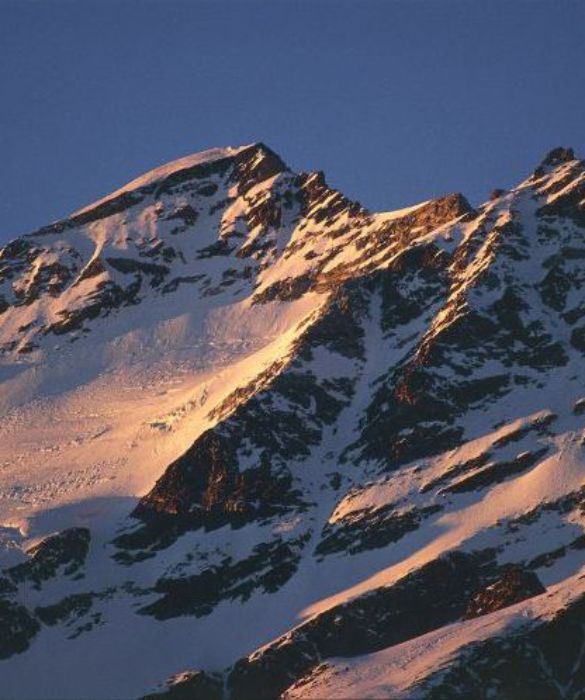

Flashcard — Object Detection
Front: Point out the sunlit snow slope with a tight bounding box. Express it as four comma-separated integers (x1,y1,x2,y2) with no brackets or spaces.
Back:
1,144,585,699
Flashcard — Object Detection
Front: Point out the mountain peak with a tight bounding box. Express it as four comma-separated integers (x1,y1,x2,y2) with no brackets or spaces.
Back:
5,144,585,699
533,146,577,178
540,145,575,167
72,142,276,218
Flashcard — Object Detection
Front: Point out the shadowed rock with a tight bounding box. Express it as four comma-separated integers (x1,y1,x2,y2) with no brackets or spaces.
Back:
6,527,90,589
464,567,546,620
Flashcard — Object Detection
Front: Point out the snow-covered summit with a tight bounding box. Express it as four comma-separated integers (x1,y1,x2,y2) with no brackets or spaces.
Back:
72,143,260,217
1,145,585,699
0,142,467,363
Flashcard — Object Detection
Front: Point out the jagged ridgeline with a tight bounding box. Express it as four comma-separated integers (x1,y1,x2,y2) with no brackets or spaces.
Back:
2,145,585,699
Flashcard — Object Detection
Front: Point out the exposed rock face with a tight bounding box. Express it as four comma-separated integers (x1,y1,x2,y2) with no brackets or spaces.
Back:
0,528,91,660
284,578,585,700
540,146,575,167
225,551,500,700
464,567,546,619
139,533,309,620
130,428,305,532
315,502,443,558
415,587,585,700
159,551,545,700
0,601,40,659
133,431,240,519
6,528,90,588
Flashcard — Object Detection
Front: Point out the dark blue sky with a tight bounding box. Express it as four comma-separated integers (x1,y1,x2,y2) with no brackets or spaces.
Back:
1,0,584,241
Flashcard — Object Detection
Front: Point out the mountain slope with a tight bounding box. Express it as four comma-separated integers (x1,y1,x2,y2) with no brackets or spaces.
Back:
1,144,585,699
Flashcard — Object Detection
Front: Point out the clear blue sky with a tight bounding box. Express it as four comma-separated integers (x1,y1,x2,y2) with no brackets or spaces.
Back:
1,0,584,241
